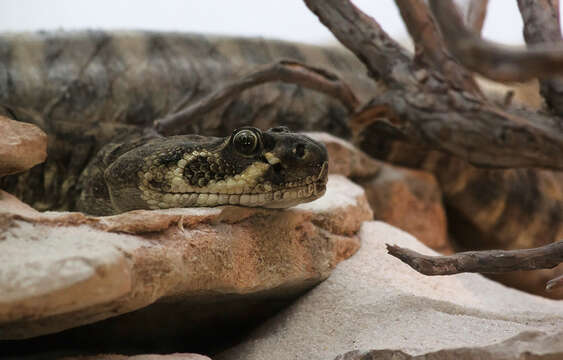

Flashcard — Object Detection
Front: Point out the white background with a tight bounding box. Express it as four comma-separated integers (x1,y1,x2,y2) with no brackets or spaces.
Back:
0,0,541,46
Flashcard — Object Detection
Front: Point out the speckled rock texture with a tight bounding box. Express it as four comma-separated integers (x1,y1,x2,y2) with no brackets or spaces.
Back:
0,175,372,341
336,331,563,360
218,222,563,360
0,115,47,177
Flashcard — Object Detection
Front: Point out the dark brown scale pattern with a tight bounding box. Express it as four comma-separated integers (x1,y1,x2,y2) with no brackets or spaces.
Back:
160,147,184,165
183,155,230,187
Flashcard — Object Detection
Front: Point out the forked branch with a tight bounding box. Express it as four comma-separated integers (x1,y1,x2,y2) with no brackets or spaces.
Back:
429,0,563,82
305,0,563,169
394,0,480,93
386,241,563,291
154,60,360,135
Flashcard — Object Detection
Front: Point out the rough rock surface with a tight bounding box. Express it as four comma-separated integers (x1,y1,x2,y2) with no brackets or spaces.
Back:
0,115,47,177
305,132,381,179
336,331,563,359
0,175,372,342
309,132,449,252
218,222,563,360
359,166,450,253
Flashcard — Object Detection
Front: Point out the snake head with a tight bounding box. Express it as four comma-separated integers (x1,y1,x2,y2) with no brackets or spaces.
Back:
88,126,328,214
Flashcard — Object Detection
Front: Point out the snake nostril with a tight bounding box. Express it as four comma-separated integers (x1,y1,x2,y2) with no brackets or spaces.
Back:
294,143,306,159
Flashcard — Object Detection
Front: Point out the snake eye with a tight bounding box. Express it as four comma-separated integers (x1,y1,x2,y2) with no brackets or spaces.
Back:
233,129,259,156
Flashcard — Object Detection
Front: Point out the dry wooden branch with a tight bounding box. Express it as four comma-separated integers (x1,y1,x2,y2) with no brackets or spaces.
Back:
429,0,563,82
154,60,360,136
306,0,563,169
394,0,480,93
517,0,563,115
518,0,561,44
465,0,488,34
352,89,563,169
386,241,563,290
304,0,411,86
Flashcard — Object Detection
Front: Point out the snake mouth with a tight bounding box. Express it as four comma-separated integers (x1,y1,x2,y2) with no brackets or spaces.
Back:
140,161,328,209
261,160,328,208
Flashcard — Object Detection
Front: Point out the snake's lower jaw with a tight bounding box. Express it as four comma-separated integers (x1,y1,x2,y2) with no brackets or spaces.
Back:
261,179,327,209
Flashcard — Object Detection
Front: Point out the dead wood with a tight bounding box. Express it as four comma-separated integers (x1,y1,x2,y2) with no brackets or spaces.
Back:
304,0,411,86
394,0,481,93
517,0,563,115
465,0,489,34
386,241,563,290
305,0,563,169
154,60,359,136
429,0,563,82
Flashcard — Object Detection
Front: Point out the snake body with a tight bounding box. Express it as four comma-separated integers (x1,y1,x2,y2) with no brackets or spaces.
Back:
0,31,561,254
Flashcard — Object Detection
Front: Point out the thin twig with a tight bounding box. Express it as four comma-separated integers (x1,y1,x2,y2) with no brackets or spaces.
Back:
517,0,563,115
546,273,563,291
154,59,360,136
386,241,563,275
429,0,563,82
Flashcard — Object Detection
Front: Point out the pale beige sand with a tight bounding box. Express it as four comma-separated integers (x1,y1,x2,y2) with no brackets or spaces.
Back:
219,221,563,360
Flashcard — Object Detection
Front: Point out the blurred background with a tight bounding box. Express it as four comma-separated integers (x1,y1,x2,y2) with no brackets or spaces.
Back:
0,0,549,46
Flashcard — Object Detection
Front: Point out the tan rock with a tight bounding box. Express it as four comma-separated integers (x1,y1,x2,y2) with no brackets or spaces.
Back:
0,116,47,177
218,222,563,360
0,175,372,341
304,132,381,178
359,166,451,253
309,132,450,253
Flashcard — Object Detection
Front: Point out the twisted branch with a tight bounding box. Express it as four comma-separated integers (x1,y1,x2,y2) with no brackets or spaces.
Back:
429,0,563,82
394,0,480,93
154,60,360,136
305,0,563,169
387,241,563,291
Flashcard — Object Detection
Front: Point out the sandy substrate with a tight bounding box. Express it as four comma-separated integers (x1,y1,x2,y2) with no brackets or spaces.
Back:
219,221,563,360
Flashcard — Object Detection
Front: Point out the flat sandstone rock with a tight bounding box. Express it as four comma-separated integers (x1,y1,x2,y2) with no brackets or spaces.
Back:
218,221,563,360
0,175,372,341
